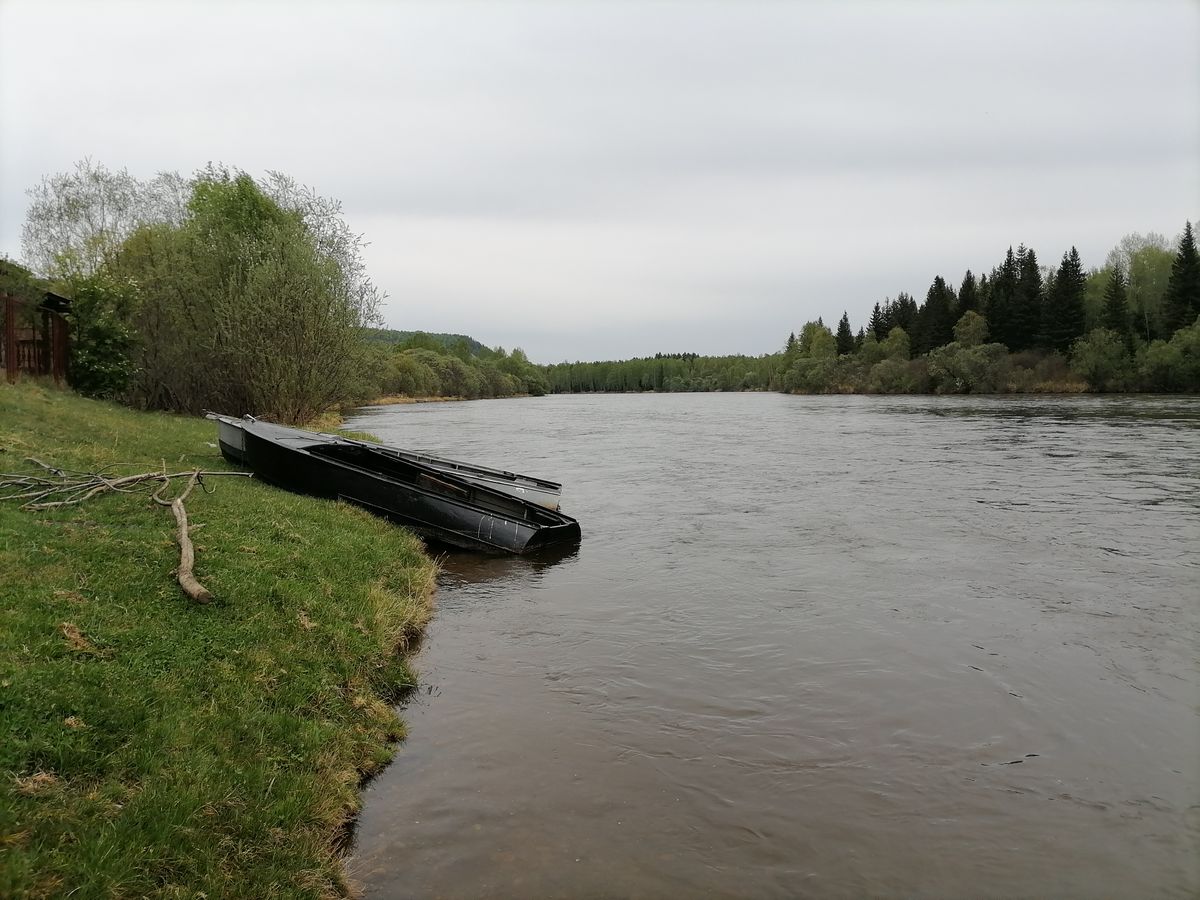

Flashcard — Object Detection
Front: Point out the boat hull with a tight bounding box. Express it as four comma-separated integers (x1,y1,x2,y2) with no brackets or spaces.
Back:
206,413,562,509
240,423,580,555
214,417,247,463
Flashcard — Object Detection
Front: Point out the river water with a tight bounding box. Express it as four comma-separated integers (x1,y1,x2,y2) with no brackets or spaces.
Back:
344,393,1199,899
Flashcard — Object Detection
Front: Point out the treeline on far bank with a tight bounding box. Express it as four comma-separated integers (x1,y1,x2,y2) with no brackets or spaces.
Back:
544,352,780,393
543,224,1200,396
780,224,1199,394
367,331,550,399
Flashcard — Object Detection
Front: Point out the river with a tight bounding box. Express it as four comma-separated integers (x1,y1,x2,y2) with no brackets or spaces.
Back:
344,393,1199,899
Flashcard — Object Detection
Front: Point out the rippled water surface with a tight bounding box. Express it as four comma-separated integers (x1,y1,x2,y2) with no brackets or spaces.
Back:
345,394,1199,899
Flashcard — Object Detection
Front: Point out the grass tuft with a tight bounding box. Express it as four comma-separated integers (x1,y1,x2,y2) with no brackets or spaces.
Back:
0,382,437,898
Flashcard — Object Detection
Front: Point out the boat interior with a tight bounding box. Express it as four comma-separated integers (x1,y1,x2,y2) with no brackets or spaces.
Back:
305,442,549,522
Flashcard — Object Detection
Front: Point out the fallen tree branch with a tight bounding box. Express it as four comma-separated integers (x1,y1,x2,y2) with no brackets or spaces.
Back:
152,471,213,604
0,464,249,510
1,461,252,605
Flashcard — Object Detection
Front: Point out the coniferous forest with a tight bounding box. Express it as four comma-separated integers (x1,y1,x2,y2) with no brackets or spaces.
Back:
547,225,1200,395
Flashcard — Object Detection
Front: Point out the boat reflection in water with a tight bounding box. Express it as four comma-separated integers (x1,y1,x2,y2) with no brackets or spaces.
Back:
431,539,581,588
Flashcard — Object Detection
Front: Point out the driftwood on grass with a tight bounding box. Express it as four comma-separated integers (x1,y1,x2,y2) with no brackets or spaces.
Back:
0,459,252,604
152,471,213,603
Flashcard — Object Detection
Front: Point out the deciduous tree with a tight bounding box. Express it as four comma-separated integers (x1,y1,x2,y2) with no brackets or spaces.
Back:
1106,232,1174,340
21,159,187,279
1070,328,1130,391
953,310,989,347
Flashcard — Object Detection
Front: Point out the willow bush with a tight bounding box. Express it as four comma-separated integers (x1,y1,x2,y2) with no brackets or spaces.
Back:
25,162,380,422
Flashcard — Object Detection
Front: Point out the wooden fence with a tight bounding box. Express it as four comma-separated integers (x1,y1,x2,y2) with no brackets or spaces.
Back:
2,292,70,385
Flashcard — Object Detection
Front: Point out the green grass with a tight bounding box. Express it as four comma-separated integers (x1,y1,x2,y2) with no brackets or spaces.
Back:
0,382,437,898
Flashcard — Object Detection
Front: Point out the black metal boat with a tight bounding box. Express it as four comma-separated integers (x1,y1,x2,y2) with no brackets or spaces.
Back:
234,420,581,555
208,413,564,509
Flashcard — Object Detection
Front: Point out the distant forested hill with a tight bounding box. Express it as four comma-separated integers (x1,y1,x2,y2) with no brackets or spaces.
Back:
361,328,487,356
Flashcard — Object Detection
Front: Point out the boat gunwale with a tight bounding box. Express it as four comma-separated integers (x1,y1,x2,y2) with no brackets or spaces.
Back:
206,413,564,496
241,423,579,531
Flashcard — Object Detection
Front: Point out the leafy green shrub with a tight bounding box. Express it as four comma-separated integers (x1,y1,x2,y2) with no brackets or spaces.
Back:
927,342,1009,393
380,351,439,397
65,273,138,400
1070,328,1132,391
1137,315,1200,391
782,357,836,392
867,357,929,393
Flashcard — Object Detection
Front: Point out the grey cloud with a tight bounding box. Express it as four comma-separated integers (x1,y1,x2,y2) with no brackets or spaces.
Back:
2,0,1197,361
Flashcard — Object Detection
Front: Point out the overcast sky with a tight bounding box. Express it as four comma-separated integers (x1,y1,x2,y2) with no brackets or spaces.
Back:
1,1,1196,362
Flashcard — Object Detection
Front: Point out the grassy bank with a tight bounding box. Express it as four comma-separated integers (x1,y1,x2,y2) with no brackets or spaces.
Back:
0,383,436,898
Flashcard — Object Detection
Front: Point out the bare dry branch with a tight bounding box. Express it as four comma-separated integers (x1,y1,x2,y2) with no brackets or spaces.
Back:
0,469,248,510
153,471,213,603
1,461,251,605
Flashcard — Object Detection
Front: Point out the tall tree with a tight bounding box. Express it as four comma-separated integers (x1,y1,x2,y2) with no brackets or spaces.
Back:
21,159,189,278
1106,232,1174,341
880,300,895,335
798,320,836,358
1012,245,1043,351
835,312,855,356
107,168,375,420
869,302,885,340
957,270,978,314
914,276,955,354
1164,221,1200,333
1101,264,1130,342
1042,246,1087,353
987,247,1019,350
891,292,919,333
782,332,799,375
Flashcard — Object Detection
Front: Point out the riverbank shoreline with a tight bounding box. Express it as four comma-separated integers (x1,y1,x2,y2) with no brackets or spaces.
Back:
313,391,535,433
0,382,438,897
370,394,469,405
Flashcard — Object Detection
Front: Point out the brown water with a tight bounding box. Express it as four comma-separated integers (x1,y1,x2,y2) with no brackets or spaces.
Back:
344,394,1200,899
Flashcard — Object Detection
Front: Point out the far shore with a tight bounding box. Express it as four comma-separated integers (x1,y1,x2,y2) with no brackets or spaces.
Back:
368,394,469,405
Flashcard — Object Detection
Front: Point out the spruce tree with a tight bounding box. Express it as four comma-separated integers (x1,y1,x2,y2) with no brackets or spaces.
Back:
891,292,918,333
1013,245,1043,351
1164,220,1200,333
784,332,798,362
869,302,885,340
987,247,1019,350
855,327,865,350
958,270,978,314
835,312,855,356
1101,265,1130,341
915,276,955,354
1042,246,1087,353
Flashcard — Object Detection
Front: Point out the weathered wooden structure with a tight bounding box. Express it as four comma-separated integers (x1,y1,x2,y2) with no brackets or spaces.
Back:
2,291,70,384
